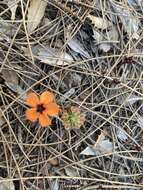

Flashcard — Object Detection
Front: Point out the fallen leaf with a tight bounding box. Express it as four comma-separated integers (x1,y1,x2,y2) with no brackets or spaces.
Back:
111,2,140,39
80,132,113,156
68,36,90,58
99,43,111,52
5,82,26,100
0,180,15,190
33,45,73,66
95,139,113,155
137,116,143,129
0,18,15,40
117,129,128,142
51,180,59,190
93,30,103,42
38,49,73,66
65,166,79,177
80,146,96,156
48,158,58,166
7,0,18,20
2,69,18,85
93,26,119,52
125,95,143,105
27,0,47,34
87,14,112,29
106,26,119,42
1,68,26,100
94,132,105,147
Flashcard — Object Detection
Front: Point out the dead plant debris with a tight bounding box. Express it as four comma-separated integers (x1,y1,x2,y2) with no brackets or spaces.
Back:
0,0,143,189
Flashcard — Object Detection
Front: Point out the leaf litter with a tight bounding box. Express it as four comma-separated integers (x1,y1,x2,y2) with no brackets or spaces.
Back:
80,132,114,156
6,0,18,20
0,180,15,190
0,0,143,189
27,0,48,34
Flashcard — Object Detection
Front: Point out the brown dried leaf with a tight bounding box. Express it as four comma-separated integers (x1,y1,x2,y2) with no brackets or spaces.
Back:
87,14,112,29
27,0,47,34
2,69,18,85
48,158,58,166
7,0,18,20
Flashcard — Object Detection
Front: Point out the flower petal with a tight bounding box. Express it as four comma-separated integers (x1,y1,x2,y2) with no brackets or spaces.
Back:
25,108,39,122
39,114,51,127
26,93,40,107
44,102,60,116
40,91,54,105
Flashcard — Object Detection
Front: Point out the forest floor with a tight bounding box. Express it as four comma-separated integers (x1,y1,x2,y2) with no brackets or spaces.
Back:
0,0,143,190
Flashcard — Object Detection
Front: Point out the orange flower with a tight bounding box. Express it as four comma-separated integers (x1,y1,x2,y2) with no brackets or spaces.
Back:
25,91,60,127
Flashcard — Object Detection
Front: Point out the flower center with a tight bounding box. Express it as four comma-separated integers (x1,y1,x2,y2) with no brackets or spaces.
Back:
36,104,45,113
68,112,80,127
